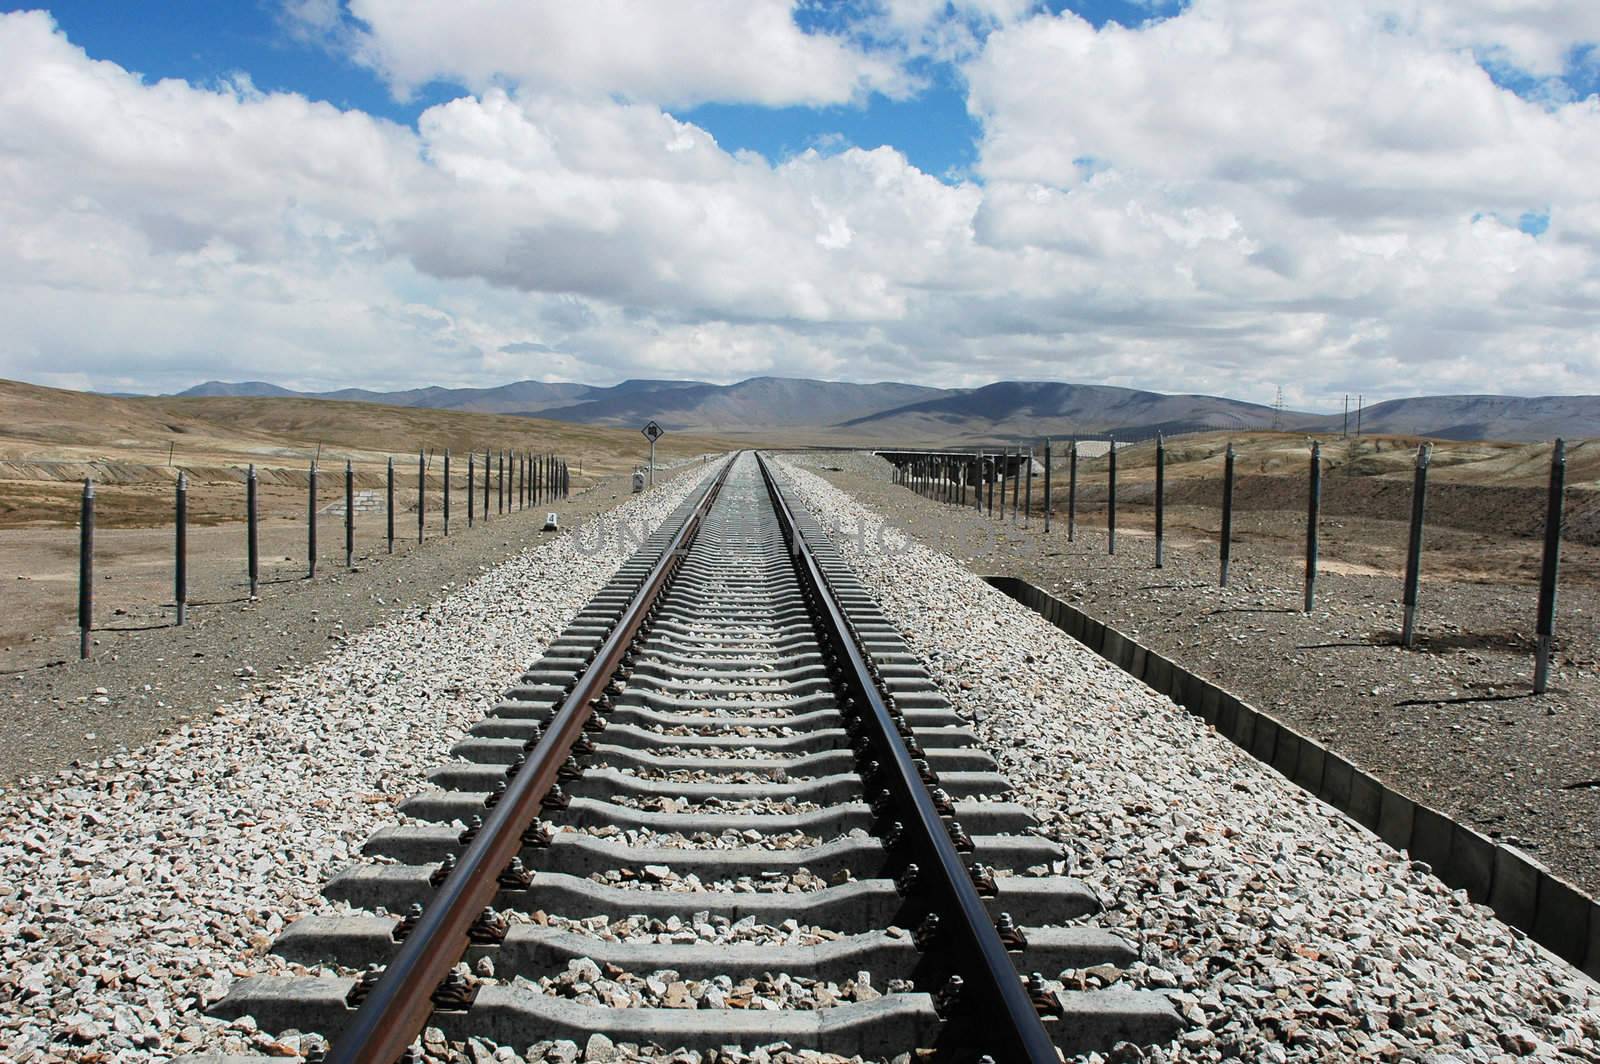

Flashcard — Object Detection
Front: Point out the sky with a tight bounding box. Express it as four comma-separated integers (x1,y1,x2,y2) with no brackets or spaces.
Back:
1,2,1599,410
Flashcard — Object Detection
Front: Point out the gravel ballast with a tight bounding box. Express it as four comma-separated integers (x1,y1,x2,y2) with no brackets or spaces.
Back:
0,465,717,1062
773,457,1600,1063
788,451,1600,902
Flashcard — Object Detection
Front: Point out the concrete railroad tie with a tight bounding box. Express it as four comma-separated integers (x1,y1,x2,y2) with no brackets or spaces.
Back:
207,453,1182,1060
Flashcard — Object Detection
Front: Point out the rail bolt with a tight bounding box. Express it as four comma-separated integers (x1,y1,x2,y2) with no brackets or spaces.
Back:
468,906,510,945
393,902,424,942
882,820,905,850
947,821,974,853
345,964,384,1008
458,815,483,844
498,856,534,889
431,968,477,1011
934,974,964,1016
429,853,457,887
996,912,1028,951
1026,972,1059,1016
914,911,941,950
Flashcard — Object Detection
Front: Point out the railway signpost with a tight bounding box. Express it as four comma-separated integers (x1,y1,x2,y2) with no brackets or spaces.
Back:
642,419,664,487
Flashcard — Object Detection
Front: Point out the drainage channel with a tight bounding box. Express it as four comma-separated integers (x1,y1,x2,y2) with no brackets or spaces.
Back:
206,452,1179,1061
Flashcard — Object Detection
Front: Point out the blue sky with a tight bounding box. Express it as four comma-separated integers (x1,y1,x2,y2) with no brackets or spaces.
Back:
9,0,1589,182
3,0,1188,179
11,0,1592,187
2,1,1598,401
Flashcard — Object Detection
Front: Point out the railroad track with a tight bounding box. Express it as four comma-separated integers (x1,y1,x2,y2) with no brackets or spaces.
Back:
211,452,1180,1061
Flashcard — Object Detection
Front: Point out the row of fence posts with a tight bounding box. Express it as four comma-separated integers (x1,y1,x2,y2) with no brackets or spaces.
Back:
76,448,570,659
893,436,1569,693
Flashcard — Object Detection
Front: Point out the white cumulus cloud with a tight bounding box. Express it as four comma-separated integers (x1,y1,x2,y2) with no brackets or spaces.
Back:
332,0,912,107
3,3,1600,406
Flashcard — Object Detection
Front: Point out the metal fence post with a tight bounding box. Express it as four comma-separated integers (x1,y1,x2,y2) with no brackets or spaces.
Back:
443,449,451,535
498,450,505,515
1108,437,1117,555
482,449,490,519
1400,443,1431,647
345,460,355,568
1220,443,1235,586
418,449,425,544
79,478,94,659
1042,439,1052,533
1068,441,1077,542
1010,448,1019,521
386,457,395,553
468,452,475,528
308,460,317,578
1154,434,1165,568
174,472,187,626
985,448,998,515
247,464,259,598
1534,439,1565,693
1305,441,1321,612
1024,449,1033,526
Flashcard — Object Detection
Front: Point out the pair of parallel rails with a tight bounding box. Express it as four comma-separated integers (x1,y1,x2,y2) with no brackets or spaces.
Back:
213,452,1177,1061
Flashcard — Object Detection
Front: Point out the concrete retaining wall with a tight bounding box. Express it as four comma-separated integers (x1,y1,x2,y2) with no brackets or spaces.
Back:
984,574,1600,982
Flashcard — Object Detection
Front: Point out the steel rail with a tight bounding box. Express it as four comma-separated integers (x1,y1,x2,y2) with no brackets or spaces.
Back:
328,453,738,1064
754,453,1060,1063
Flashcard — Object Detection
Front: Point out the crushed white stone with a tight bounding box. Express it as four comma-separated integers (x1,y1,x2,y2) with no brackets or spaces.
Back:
0,466,716,1062
774,457,1600,1064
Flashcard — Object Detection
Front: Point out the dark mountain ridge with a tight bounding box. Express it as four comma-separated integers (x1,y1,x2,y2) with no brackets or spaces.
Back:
173,377,1600,443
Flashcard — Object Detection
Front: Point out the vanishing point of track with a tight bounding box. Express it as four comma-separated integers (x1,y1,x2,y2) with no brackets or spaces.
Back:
213,451,1179,1061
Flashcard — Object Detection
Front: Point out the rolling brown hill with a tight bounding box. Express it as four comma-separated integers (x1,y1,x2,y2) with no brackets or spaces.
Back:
0,378,735,528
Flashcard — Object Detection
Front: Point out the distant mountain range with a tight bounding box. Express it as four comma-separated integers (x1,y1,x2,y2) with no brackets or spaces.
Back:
171,377,1600,444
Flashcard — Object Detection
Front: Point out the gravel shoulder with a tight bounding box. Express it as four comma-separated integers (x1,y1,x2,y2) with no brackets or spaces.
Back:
791,452,1600,900
775,456,1600,1063
0,463,714,788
